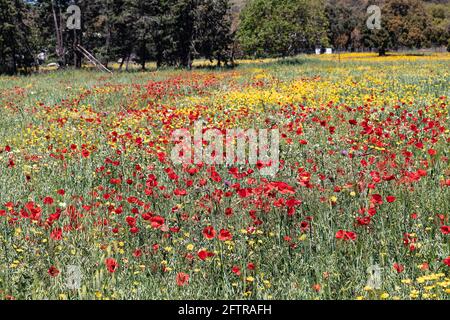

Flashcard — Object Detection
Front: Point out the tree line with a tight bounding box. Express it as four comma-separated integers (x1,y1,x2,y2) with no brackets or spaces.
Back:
0,0,449,74
238,0,450,57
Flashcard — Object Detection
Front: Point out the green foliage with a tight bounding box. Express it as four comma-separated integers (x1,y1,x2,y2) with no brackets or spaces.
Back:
1,0,449,73
362,0,434,55
0,0,35,74
237,0,329,57
194,0,233,66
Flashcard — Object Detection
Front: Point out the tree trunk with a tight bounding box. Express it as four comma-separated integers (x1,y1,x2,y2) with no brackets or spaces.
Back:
52,1,64,65
104,24,111,68
12,43,17,74
119,55,125,71
126,53,131,71
141,40,146,71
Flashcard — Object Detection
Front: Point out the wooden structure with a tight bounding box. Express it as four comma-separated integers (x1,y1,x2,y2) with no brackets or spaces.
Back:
76,45,113,74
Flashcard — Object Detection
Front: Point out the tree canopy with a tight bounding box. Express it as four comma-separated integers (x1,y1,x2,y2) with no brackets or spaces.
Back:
0,0,449,73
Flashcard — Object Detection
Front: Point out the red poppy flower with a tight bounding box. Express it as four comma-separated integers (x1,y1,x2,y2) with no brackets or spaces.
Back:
420,262,429,271
300,221,310,231
150,216,164,229
286,198,302,208
130,227,139,234
81,149,90,158
48,266,60,277
126,216,136,227
43,197,54,205
335,230,357,241
176,272,190,286
393,263,404,273
202,226,216,240
356,216,371,226
110,178,122,185
386,196,396,203
174,189,187,196
238,188,252,198
370,194,383,205
197,249,214,261
225,207,233,217
312,284,321,292
444,257,450,267
133,249,142,258
247,262,255,271
50,228,62,241
232,266,241,276
105,258,118,273
218,229,232,241
441,226,450,235
197,250,208,261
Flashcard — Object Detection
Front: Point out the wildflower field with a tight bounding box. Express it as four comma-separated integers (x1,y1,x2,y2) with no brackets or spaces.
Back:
0,53,449,300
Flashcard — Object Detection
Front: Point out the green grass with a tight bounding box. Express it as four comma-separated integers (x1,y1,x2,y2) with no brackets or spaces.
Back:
0,54,449,300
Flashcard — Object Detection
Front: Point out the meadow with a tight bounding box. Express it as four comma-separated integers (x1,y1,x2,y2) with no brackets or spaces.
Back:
0,52,449,300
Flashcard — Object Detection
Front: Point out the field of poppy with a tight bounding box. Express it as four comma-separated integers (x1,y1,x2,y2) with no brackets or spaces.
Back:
0,52,449,300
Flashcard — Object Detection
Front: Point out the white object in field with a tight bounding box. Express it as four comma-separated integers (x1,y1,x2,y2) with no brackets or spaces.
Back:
315,48,321,55
47,63,60,68
325,48,333,54
366,265,382,290
37,52,46,61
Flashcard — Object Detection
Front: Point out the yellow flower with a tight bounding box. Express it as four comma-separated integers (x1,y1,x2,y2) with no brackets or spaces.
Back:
401,279,412,284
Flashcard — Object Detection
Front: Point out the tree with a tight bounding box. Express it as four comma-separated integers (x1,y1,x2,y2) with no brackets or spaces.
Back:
0,0,35,74
237,0,329,57
34,0,72,66
326,0,368,51
426,2,450,48
194,0,233,66
364,0,432,55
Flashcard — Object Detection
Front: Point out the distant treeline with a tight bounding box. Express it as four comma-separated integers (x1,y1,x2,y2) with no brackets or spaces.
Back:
0,0,449,74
